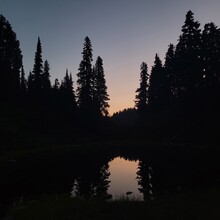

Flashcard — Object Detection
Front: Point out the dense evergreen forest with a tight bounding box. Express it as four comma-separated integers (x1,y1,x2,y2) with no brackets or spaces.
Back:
1,10,220,145
0,14,110,144
134,10,220,144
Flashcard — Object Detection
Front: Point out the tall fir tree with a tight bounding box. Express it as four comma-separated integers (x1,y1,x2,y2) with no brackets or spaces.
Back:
77,36,94,114
135,62,149,117
175,10,202,100
164,44,175,103
148,54,165,108
94,164,110,197
93,56,110,117
137,160,154,201
32,37,43,94
0,15,23,101
42,60,51,90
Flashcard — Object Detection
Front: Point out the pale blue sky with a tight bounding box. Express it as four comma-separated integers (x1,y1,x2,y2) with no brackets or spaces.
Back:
1,0,220,114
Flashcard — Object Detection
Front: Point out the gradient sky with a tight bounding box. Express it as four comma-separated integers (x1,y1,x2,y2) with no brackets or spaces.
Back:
1,0,220,114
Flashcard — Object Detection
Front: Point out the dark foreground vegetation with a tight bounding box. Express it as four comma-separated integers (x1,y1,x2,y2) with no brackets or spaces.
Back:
9,189,220,220
1,10,220,220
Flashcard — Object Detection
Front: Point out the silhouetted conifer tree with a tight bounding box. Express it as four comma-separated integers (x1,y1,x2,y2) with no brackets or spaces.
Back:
61,69,77,110
20,65,27,98
164,44,175,103
135,62,149,116
94,164,110,197
148,54,165,108
93,56,110,117
42,60,51,90
32,37,43,95
77,36,93,114
0,15,23,101
175,10,202,100
137,161,154,201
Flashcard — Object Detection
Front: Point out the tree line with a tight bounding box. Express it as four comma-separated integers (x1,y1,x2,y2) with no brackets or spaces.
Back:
0,15,109,136
135,11,220,143
1,11,220,143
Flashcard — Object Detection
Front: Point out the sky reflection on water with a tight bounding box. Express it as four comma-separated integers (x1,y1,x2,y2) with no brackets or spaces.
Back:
108,157,143,200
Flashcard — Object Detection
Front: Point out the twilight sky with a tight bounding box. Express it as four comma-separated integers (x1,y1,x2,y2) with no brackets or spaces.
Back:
1,0,220,114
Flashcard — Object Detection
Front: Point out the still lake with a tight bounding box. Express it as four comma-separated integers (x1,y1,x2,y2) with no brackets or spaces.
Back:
71,156,146,200
1,146,220,217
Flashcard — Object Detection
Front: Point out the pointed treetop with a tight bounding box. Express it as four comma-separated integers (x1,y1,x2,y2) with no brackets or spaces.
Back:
0,14,10,27
183,10,195,27
140,62,148,74
66,68,69,75
154,53,162,67
82,36,93,62
85,36,90,41
186,10,194,18
135,61,149,114
33,36,43,75
182,10,200,32
0,14,6,22
37,37,42,50
164,44,175,68
36,37,42,52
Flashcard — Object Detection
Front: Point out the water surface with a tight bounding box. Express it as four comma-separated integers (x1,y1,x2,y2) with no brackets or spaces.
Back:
1,147,220,218
108,157,142,200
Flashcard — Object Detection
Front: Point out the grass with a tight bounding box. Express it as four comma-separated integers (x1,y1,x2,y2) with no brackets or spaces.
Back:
8,188,220,220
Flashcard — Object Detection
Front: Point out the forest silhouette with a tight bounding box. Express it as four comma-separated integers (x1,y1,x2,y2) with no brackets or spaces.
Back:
1,10,220,144
2,10,220,220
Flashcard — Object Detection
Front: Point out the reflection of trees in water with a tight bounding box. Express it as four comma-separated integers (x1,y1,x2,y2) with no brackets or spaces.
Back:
136,160,154,201
72,177,95,199
72,163,110,200
94,164,111,198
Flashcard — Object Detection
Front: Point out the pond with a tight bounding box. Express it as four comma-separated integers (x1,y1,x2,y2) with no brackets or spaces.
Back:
1,147,220,217
71,156,146,200
71,156,148,200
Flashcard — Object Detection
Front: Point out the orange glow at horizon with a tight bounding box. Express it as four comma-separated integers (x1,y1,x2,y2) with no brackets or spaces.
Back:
109,100,135,116
102,66,139,115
